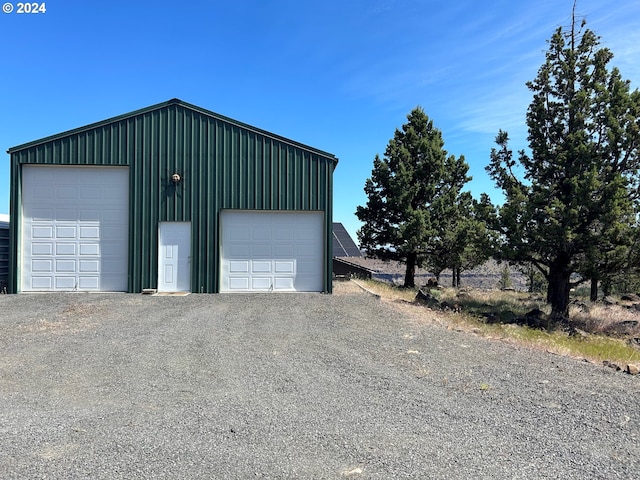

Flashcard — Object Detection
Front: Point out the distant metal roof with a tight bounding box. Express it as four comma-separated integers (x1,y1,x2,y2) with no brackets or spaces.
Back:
332,223,361,257
7,98,339,167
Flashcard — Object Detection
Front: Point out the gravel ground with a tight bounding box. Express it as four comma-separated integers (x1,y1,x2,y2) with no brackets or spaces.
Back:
1,282,639,479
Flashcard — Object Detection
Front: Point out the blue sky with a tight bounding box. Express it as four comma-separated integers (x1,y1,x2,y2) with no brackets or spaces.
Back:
1,1,639,241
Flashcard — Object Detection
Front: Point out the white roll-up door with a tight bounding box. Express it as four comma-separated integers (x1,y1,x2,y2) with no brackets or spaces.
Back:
21,166,129,292
220,210,323,292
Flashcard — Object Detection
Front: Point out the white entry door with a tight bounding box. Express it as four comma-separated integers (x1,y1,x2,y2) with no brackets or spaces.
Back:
158,222,191,292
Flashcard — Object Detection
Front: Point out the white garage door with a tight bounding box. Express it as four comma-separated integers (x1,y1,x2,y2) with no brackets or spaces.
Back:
21,166,129,292
220,210,324,292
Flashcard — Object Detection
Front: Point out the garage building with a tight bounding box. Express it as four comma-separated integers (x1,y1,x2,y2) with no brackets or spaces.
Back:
8,99,338,293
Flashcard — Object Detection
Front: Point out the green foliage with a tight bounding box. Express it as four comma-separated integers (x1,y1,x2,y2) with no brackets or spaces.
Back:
486,15,640,319
516,262,548,294
356,107,475,288
497,264,513,290
427,193,498,287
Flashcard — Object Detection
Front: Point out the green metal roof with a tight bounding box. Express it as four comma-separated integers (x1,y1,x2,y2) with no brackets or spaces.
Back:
7,98,339,166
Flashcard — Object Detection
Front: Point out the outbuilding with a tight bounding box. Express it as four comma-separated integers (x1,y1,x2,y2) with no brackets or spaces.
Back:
8,99,338,293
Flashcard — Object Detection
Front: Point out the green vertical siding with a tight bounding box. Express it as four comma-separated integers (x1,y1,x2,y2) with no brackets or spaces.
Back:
0,222,9,291
8,99,337,293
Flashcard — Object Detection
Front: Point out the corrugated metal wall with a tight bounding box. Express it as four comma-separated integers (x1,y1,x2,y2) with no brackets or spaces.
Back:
9,100,336,293
0,221,9,292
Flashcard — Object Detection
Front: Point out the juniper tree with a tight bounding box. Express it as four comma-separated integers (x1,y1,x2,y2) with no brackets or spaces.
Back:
356,107,471,288
427,194,496,287
487,11,640,321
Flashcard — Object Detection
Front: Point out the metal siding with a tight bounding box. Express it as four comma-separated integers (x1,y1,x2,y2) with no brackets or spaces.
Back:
8,158,21,293
0,222,9,291
9,101,336,293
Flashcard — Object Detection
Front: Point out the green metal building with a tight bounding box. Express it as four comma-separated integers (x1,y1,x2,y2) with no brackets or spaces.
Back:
0,215,8,292
8,99,338,293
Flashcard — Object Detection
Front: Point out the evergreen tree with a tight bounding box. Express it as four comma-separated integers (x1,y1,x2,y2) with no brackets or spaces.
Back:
356,107,471,288
428,194,496,287
487,11,640,321
498,264,513,290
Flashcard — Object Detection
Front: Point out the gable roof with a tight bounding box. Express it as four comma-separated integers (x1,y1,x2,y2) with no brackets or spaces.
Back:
332,222,361,257
8,98,338,166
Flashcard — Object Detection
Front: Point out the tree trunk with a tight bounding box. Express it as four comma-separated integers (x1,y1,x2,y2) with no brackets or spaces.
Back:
528,268,536,293
547,262,571,322
590,278,598,302
404,253,417,288
451,266,461,288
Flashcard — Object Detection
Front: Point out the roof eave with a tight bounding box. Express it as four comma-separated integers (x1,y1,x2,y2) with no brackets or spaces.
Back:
7,98,339,164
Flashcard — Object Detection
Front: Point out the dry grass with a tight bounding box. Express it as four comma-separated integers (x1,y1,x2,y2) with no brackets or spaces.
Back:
353,279,416,302
572,304,640,337
356,279,640,366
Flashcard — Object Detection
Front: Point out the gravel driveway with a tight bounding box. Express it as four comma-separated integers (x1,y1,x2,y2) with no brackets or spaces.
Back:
1,282,639,479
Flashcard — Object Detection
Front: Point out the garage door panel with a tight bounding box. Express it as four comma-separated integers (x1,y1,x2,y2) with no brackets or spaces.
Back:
100,275,125,291
79,260,99,273
296,229,318,241
32,260,52,272
31,208,55,221
32,277,52,289
251,277,271,290
274,277,294,290
56,226,76,239
273,229,294,241
220,210,323,292
252,244,272,257
229,260,249,273
55,260,76,273
57,209,79,222
252,261,272,273
274,261,294,274
79,186,101,201
55,186,77,201
229,244,251,257
102,260,125,274
22,166,128,292
32,243,53,255
32,226,54,239
32,186,54,201
102,209,124,223
79,243,99,255
101,242,121,256
252,229,272,241
273,245,294,258
227,226,250,242
79,226,100,239
229,277,249,290
78,277,99,289
55,277,76,289
79,209,101,221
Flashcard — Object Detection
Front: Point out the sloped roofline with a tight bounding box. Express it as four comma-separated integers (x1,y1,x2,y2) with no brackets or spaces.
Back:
332,257,375,273
7,98,339,165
